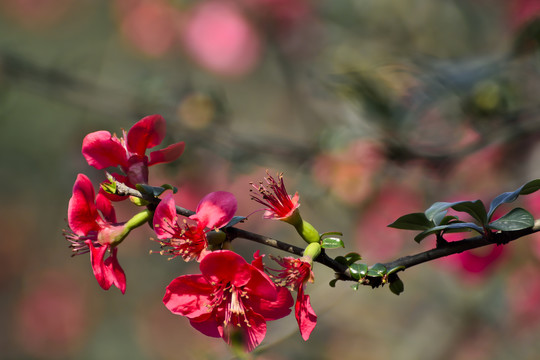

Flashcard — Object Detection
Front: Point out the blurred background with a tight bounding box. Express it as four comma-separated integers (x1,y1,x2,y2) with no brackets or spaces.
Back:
3,0,540,359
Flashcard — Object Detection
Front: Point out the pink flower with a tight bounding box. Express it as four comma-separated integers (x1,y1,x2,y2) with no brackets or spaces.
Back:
82,114,185,186
250,172,300,221
64,174,127,293
163,250,294,352
153,191,237,261
270,256,316,340
182,1,261,77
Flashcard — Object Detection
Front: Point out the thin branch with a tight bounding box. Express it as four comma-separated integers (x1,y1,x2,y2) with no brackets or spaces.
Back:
115,181,540,287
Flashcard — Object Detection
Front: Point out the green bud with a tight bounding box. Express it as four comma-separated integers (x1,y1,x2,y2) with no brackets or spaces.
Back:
303,242,322,262
207,230,227,246
294,219,320,244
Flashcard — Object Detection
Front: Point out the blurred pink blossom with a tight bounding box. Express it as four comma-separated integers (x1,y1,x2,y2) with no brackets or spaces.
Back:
356,184,423,261
313,140,384,205
117,0,182,57
182,1,262,76
16,270,89,358
507,264,540,327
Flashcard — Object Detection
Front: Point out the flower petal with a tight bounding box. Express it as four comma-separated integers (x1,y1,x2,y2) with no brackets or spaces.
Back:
96,192,117,224
295,287,317,341
68,174,99,235
82,131,127,169
153,193,179,239
190,191,237,229
200,250,251,286
244,266,278,301
163,274,215,319
247,286,293,321
148,142,186,166
126,114,166,156
222,310,267,352
189,316,221,338
103,246,126,294
87,240,112,291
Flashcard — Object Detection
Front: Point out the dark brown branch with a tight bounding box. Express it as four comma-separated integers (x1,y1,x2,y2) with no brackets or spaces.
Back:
115,181,540,287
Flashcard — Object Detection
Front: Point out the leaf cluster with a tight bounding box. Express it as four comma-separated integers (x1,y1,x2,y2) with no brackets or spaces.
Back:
388,179,540,243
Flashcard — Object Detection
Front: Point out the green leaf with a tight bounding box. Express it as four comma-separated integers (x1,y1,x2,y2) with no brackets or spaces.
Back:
343,252,362,264
366,263,387,277
387,265,405,276
160,184,178,194
438,215,459,226
452,200,488,224
425,200,488,224
136,184,168,197
321,231,344,237
329,279,338,288
349,263,368,280
223,216,246,228
389,278,404,295
488,208,534,231
414,222,484,243
100,181,117,195
388,213,434,230
321,237,345,249
487,179,540,220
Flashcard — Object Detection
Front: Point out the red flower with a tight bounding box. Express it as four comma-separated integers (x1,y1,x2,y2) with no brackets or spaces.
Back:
153,191,238,261
163,250,294,351
82,114,185,186
64,174,127,293
270,256,317,340
250,172,300,221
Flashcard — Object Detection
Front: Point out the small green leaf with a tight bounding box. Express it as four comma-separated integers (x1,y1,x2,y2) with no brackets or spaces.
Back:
387,265,405,276
367,263,387,277
425,200,487,224
160,184,178,194
389,278,404,295
438,215,459,226
344,252,362,264
414,222,484,243
488,208,534,231
388,213,434,230
487,179,540,220
321,237,345,249
335,256,348,266
451,200,488,224
136,184,168,197
101,181,117,195
321,231,344,237
349,263,368,280
223,216,246,228
329,279,338,288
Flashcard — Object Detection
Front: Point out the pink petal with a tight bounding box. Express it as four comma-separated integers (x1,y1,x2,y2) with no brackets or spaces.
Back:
95,192,117,224
87,240,112,291
295,287,317,341
189,316,221,338
247,286,293,321
68,174,99,235
200,250,251,287
163,274,215,319
222,310,267,352
126,114,166,156
103,247,126,294
148,142,186,166
244,266,278,301
82,131,127,169
153,193,178,239
251,250,264,271
190,191,237,229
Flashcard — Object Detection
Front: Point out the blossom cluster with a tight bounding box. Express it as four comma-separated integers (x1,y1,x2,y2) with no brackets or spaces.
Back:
64,115,319,352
